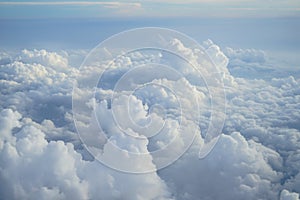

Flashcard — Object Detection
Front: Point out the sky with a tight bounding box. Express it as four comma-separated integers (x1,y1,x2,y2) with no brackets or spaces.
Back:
0,0,300,54
0,0,299,18
0,1,300,200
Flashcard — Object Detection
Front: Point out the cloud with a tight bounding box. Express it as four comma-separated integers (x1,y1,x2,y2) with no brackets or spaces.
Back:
159,132,283,200
225,47,266,63
0,40,300,199
18,49,68,71
137,0,298,4
0,1,142,9
0,109,172,200
223,47,300,80
0,49,77,125
280,189,300,200
1,0,299,19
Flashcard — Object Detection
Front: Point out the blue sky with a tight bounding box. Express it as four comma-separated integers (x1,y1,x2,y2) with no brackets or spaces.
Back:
0,0,299,18
0,0,299,67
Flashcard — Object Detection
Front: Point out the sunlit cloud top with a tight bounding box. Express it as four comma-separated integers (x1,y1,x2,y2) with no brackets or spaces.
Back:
0,0,299,18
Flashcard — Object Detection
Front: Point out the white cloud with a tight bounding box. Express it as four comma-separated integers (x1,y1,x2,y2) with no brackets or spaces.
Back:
0,1,142,9
223,46,300,80
18,49,68,71
225,47,266,63
0,40,300,199
280,189,300,200
159,132,283,200
0,109,172,200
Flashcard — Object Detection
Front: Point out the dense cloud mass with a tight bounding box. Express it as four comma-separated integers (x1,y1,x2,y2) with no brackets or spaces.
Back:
0,39,299,200
223,47,300,80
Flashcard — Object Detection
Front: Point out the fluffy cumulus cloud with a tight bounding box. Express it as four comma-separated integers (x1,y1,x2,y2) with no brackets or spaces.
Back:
224,46,300,80
0,109,171,200
0,39,300,200
280,189,300,200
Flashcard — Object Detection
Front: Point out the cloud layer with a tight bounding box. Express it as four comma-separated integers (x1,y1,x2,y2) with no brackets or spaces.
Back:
0,39,300,200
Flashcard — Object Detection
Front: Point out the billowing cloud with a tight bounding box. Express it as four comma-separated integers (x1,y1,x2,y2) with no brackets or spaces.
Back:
0,109,171,200
280,189,300,200
0,40,299,199
159,132,283,200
